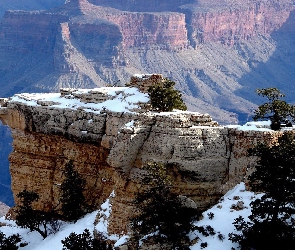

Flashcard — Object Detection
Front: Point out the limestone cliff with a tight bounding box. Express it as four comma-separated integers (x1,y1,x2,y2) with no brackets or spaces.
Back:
0,76,285,234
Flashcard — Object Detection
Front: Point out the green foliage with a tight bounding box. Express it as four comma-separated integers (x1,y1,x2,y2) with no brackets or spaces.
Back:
148,78,187,112
15,190,54,239
60,161,87,222
61,229,112,250
229,132,295,249
0,231,22,250
253,88,295,130
130,161,198,249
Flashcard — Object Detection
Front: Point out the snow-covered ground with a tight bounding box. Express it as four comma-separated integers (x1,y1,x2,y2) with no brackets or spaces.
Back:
0,182,262,249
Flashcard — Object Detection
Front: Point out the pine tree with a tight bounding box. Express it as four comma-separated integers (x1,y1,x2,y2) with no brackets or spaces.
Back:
130,162,198,249
148,78,187,112
60,160,87,222
0,232,22,250
229,132,295,249
253,88,295,130
15,190,52,238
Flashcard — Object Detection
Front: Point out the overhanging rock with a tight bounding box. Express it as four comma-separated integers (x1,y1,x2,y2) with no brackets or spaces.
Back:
0,85,284,234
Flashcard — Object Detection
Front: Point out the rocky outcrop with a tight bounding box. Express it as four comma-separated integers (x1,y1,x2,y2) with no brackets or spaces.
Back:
0,80,286,234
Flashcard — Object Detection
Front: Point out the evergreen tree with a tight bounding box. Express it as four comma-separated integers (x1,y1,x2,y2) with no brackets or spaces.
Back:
148,78,187,112
253,88,295,130
130,162,198,249
229,132,295,249
60,160,87,222
15,190,52,238
0,232,22,250
61,229,112,250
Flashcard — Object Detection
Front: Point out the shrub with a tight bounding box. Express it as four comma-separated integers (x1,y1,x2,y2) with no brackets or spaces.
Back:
61,229,112,250
148,78,187,112
0,232,22,250
217,233,225,241
194,226,216,237
60,160,87,222
200,242,208,248
207,212,214,220
15,190,55,239
253,88,295,130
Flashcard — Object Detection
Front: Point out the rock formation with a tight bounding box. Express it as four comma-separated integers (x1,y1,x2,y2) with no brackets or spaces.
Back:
0,75,285,234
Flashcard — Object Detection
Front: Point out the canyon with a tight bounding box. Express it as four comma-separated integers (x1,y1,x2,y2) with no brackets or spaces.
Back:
0,0,295,124
0,75,284,234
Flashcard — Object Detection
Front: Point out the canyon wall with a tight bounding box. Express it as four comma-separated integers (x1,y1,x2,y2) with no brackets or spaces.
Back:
185,0,293,46
0,82,283,234
0,0,295,125
0,0,64,17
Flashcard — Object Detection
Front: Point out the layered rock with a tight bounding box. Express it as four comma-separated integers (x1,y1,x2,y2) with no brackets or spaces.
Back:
0,80,286,234
0,0,64,18
183,0,294,46
89,0,194,12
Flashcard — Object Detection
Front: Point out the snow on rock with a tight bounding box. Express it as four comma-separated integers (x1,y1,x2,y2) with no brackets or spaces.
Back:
94,191,129,244
9,87,150,114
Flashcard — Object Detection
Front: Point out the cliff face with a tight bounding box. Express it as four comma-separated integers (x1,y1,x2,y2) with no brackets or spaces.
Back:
0,81,283,234
89,0,194,12
185,0,293,46
0,0,64,17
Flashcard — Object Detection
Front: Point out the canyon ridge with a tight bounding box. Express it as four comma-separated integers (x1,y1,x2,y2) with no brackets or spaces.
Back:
0,0,295,124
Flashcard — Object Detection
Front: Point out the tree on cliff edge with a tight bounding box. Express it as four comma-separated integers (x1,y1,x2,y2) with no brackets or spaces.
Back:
253,88,295,130
60,160,87,222
148,78,187,112
229,132,295,249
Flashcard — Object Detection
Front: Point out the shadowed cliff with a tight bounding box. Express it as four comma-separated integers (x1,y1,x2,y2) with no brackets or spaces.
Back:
236,8,295,114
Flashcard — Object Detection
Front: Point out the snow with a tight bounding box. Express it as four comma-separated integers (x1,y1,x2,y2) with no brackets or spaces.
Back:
124,120,134,127
9,87,149,114
133,74,154,79
190,182,263,249
226,120,295,132
0,183,262,249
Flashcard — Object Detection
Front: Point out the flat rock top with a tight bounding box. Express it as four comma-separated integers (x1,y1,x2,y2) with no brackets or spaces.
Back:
4,87,150,114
